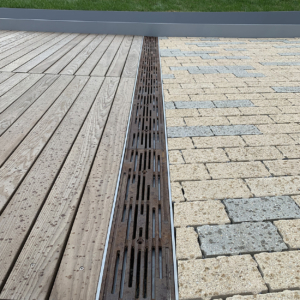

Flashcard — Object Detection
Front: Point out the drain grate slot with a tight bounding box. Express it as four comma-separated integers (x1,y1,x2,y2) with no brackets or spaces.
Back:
100,37,175,300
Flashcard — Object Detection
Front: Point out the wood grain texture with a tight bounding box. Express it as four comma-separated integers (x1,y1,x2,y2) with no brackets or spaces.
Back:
0,75,72,166
0,77,120,300
1,33,69,72
60,34,106,75
0,74,56,136
0,76,104,291
91,35,124,77
0,73,28,97
15,34,78,73
29,34,87,74
76,34,114,76
0,72,14,85
0,31,24,45
50,77,135,300
0,73,43,114
106,35,133,77
122,36,143,78
0,76,88,213
45,34,97,75
0,32,56,69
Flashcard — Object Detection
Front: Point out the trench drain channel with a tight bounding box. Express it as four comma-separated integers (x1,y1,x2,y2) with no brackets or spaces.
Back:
99,37,176,300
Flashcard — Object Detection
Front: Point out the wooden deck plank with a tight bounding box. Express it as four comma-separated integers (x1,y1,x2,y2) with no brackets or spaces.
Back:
0,31,34,52
75,34,114,76
1,33,69,72
0,74,56,136
60,34,106,75
0,76,88,213
0,31,29,48
0,76,104,291
0,77,120,300
29,34,87,74
50,77,135,300
122,36,143,78
0,75,73,168
0,72,14,85
0,74,44,114
0,32,57,69
0,31,23,44
14,34,79,73
91,35,124,77
45,34,97,74
0,73,28,97
106,35,133,77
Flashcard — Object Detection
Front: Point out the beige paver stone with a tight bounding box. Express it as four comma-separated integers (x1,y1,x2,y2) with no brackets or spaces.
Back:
182,179,252,201
246,176,300,197
178,255,267,300
264,159,300,176
174,200,230,227
193,136,245,148
292,195,300,207
251,99,292,106
257,123,300,134
184,116,230,126
166,109,199,118
290,133,300,144
227,290,300,299
207,161,270,179
242,134,295,146
270,114,300,123
169,150,185,164
274,219,300,249
171,181,185,203
176,227,202,260
168,137,194,150
239,87,274,93
228,115,274,125
182,148,228,163
255,251,300,292
164,94,190,102
277,145,300,158
279,105,300,114
239,106,282,115
170,164,210,181
168,88,204,95
198,108,241,117
166,117,186,127
190,94,228,101
226,146,283,161
226,93,264,100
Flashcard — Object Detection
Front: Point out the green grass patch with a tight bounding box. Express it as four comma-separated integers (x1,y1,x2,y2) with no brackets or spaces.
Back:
1,0,300,12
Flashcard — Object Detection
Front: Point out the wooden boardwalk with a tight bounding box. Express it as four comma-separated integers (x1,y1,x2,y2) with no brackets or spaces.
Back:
0,30,143,300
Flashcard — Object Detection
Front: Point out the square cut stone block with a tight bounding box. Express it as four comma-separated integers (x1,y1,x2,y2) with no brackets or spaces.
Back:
274,219,300,249
171,182,185,202
197,222,287,257
192,136,245,148
227,290,300,300
255,251,300,292
178,255,267,300
207,161,270,179
176,227,202,260
170,163,210,181
182,179,252,201
182,148,228,163
168,137,194,150
210,125,261,136
223,196,300,222
174,200,230,227
168,150,185,164
167,126,213,138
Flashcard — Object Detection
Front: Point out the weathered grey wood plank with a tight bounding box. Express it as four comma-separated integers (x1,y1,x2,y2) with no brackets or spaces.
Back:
0,76,104,291
75,34,114,76
29,34,87,74
14,34,78,73
50,77,135,300
0,72,14,85
91,35,124,77
0,73,28,97
1,33,69,72
45,34,97,74
0,75,72,167
0,74,57,136
0,31,23,44
106,35,133,77
122,36,143,78
0,31,35,53
0,77,120,300
0,74,43,114
60,34,106,75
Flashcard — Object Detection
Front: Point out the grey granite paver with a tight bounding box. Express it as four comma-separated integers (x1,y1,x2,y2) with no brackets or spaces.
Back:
165,102,176,109
213,100,254,108
210,125,261,136
162,74,175,79
272,86,300,93
197,222,288,257
223,196,300,222
174,101,215,109
167,126,213,138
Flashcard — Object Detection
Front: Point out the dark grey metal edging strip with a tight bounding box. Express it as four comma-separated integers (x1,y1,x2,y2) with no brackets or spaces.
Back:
1,8,300,37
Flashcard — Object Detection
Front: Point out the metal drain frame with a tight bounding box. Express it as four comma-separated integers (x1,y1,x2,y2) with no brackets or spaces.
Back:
98,37,178,300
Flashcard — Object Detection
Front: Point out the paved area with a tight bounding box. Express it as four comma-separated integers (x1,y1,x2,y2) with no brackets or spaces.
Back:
160,37,300,299
0,30,142,299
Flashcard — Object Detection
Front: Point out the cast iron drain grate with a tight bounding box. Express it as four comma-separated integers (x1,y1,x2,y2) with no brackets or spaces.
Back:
100,37,175,300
